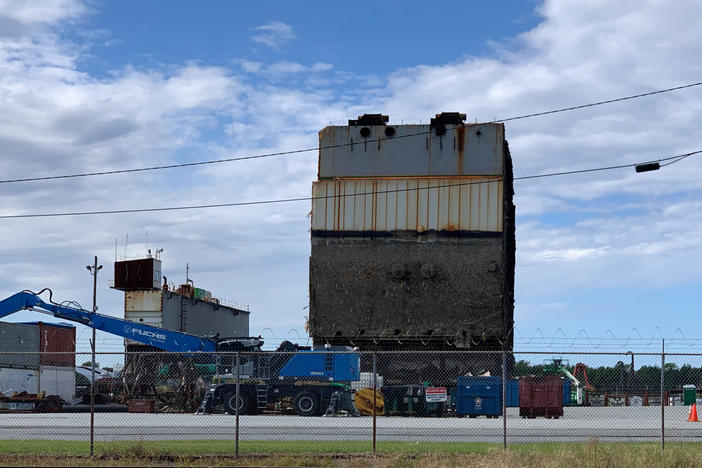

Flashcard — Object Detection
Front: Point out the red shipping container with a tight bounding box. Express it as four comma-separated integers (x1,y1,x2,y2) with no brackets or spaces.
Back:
37,322,76,367
518,376,564,419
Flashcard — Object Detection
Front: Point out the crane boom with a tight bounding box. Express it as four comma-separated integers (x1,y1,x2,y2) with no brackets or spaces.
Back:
0,291,217,353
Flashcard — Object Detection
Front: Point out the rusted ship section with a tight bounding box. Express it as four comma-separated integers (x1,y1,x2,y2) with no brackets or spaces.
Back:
309,113,515,359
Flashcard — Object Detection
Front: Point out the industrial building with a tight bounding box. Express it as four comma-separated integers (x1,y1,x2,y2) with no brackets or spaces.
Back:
308,113,515,357
113,256,250,347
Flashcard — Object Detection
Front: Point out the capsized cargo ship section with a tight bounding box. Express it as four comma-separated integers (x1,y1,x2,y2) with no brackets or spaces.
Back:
309,113,515,351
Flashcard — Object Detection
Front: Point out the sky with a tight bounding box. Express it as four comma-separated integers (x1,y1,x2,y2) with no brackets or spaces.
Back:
0,0,701,357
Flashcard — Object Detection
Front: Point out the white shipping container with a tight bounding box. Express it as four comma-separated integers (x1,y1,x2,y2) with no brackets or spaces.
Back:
351,372,383,391
39,365,75,402
312,178,503,232
0,367,39,395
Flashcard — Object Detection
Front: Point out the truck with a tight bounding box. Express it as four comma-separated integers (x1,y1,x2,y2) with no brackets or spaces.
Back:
0,290,360,415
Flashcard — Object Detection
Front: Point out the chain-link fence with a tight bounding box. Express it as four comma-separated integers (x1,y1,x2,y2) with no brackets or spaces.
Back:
1,348,702,455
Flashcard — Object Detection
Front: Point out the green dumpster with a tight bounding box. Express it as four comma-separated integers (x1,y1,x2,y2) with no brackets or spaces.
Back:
683,384,697,405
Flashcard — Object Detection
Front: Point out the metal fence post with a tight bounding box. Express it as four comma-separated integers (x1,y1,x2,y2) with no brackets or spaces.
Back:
661,339,665,451
502,351,507,450
90,336,95,456
372,352,377,455
235,352,240,457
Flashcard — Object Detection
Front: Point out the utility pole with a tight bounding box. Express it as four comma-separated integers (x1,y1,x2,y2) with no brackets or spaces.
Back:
86,256,102,456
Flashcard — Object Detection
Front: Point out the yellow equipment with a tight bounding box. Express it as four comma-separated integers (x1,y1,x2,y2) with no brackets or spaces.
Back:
353,388,384,416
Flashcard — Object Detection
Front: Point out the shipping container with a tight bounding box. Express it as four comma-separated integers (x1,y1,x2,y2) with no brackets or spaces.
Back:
455,376,502,417
194,288,211,300
311,178,503,232
318,122,505,178
23,322,75,367
0,322,39,369
519,376,564,419
0,367,39,395
39,365,75,402
113,258,162,290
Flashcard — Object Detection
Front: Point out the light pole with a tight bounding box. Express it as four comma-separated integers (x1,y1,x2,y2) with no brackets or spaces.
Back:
626,351,634,391
86,257,102,456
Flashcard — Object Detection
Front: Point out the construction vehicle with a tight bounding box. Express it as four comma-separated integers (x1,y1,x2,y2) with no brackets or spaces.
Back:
543,358,594,405
0,290,360,416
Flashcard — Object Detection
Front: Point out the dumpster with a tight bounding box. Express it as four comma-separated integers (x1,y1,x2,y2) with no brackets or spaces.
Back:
382,385,440,416
456,376,502,417
508,378,571,407
684,385,697,405
506,379,519,407
519,376,563,419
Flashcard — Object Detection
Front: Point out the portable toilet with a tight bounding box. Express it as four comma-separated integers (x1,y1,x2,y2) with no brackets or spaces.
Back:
683,385,697,405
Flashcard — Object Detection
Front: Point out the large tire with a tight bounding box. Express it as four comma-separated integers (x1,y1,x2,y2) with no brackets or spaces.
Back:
226,392,251,415
293,391,319,417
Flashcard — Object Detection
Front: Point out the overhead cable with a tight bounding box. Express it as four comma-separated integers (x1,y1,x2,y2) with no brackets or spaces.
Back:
1,80,701,185
0,149,698,219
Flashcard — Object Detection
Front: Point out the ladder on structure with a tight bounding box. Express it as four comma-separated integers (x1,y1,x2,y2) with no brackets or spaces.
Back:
180,296,188,332
324,391,341,417
256,384,268,411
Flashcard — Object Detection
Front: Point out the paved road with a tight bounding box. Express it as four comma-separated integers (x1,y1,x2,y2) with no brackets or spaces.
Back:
2,407,701,442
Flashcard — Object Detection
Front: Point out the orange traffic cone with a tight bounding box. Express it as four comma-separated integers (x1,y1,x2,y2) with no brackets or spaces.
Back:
689,403,699,422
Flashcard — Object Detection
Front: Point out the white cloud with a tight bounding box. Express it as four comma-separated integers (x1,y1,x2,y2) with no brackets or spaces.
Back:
239,60,334,77
1,0,702,347
251,21,295,50
0,0,85,36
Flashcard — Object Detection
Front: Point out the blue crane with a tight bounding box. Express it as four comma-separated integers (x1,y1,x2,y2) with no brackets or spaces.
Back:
0,290,229,353
0,289,359,416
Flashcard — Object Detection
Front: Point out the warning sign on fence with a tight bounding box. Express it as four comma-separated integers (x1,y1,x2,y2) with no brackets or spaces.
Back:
425,387,447,403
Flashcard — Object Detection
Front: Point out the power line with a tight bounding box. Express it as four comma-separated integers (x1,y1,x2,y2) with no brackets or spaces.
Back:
498,80,702,122
1,149,698,219
1,80,701,185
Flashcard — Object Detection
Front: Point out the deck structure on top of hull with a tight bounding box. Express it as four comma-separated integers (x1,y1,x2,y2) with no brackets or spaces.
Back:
308,113,515,366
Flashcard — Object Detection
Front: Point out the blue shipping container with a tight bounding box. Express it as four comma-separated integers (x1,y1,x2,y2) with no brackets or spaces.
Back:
456,376,502,416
